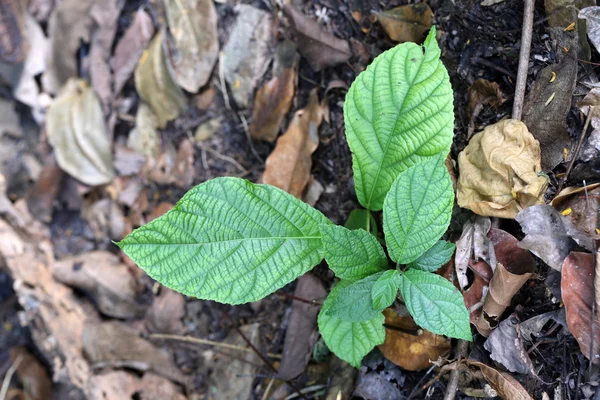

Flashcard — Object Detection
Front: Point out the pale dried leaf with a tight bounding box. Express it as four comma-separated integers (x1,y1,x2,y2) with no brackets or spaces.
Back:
138,373,186,400
88,371,140,400
377,4,433,43
455,216,491,290
46,78,114,186
457,119,548,218
580,7,600,55
145,287,185,335
128,103,161,158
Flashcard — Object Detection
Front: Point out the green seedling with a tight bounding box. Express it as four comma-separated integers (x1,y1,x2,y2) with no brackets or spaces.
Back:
117,27,471,368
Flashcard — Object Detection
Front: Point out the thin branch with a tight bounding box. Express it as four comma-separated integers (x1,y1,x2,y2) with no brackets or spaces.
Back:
558,112,593,193
512,0,535,120
0,355,23,400
443,340,470,400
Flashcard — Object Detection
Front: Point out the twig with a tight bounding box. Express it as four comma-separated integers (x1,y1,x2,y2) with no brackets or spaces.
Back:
261,378,276,400
558,112,592,193
218,52,231,110
0,355,22,400
195,142,249,174
512,0,535,120
275,290,322,306
238,112,264,163
443,340,470,400
408,364,437,399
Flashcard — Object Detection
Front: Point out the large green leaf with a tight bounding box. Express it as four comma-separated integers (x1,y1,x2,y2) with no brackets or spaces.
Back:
399,269,471,340
318,281,385,367
326,272,384,322
408,240,455,272
343,27,454,210
383,154,453,264
371,269,401,310
117,177,331,304
320,224,387,281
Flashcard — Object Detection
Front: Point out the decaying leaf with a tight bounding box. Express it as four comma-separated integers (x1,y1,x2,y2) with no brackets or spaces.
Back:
283,4,351,71
138,373,187,400
88,371,140,400
250,40,298,142
561,252,600,364
576,89,600,162
128,103,161,158
0,0,28,63
457,119,548,218
551,184,600,242
469,360,534,400
379,309,451,371
484,314,537,376
46,78,114,186
194,115,222,142
222,5,272,108
145,287,185,335
262,89,323,197
25,155,63,223
467,78,505,117
53,251,148,319
476,229,535,337
580,7,600,56
163,0,219,92
9,347,52,400
135,29,187,128
455,216,491,290
376,4,433,43
111,8,154,95
42,0,93,94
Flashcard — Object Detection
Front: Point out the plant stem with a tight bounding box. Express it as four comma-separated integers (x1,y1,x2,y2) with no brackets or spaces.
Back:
512,0,535,120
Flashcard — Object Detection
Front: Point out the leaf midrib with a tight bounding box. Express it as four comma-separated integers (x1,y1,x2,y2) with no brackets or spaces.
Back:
123,235,322,247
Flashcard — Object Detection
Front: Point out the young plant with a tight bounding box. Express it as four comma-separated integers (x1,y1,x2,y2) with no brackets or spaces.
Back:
118,27,471,367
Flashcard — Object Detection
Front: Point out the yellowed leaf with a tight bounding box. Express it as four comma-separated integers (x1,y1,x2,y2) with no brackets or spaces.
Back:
262,89,322,197
377,4,433,43
457,119,548,218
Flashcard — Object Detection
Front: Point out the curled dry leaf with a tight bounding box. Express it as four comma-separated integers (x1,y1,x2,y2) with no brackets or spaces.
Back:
163,0,218,92
46,78,114,186
561,252,600,364
222,5,272,108
111,8,155,95
455,216,491,290
283,4,351,71
467,78,505,117
9,347,52,400
457,119,548,219
250,40,298,142
128,103,161,158
551,184,600,242
262,89,322,198
135,29,187,128
379,309,451,371
376,4,434,43
476,229,535,337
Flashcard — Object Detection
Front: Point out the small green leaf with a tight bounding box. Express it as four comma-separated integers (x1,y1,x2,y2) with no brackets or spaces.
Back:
320,224,387,281
383,154,453,264
117,177,331,304
399,269,471,340
372,270,401,310
326,273,384,322
345,209,377,236
408,240,456,272
344,27,454,210
318,281,385,367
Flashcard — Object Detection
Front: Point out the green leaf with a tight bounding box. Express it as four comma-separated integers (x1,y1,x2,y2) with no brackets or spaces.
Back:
318,281,385,367
117,177,331,304
326,273,384,322
383,153,453,264
320,224,387,281
345,209,378,236
372,270,401,310
343,27,454,210
399,269,471,340
408,240,456,272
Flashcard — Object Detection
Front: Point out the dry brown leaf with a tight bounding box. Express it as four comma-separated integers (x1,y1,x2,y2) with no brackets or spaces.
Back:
551,184,600,242
145,287,185,335
484,314,537,376
376,4,433,43
250,41,298,142
457,119,548,219
138,373,187,400
283,4,351,71
163,0,218,92
53,251,148,319
46,78,114,186
379,309,451,371
135,29,187,128
469,360,534,400
87,371,140,400
262,89,322,197
25,155,64,223
194,86,215,110
111,8,154,95
467,78,505,117
9,347,52,400
561,251,600,364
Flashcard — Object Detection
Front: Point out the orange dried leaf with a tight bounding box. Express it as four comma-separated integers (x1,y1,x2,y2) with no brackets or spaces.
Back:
377,4,433,43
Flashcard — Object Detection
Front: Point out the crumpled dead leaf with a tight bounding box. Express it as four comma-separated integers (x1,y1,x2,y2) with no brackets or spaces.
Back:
135,30,187,128
561,251,600,364
457,119,548,219
467,78,505,117
262,89,322,197
476,229,535,337
46,78,114,186
9,346,52,400
128,103,161,158
484,314,537,376
376,4,433,43
111,8,154,95
53,251,149,319
222,4,272,108
379,309,451,371
283,4,351,71
145,287,185,335
250,40,298,142
551,184,600,242
455,216,492,290
163,0,218,93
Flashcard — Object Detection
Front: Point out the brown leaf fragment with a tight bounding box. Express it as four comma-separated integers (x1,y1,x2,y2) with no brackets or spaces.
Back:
283,4,351,71
145,287,185,335
551,184,600,242
262,89,323,197
163,0,219,92
457,119,548,218
9,347,52,400
111,8,155,95
561,251,600,364
376,4,433,43
379,309,451,371
467,79,505,117
278,274,327,380
250,40,298,142
25,155,64,223
54,251,148,319
469,360,534,400
88,371,140,400
138,373,187,400
484,314,537,376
